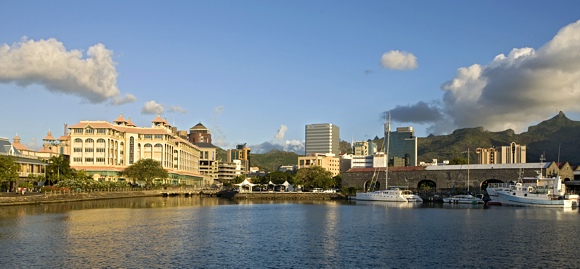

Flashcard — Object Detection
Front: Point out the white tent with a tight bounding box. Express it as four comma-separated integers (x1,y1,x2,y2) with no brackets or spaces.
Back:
234,179,257,192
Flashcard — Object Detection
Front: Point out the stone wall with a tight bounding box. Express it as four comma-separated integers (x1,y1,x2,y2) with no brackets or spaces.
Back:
343,168,547,192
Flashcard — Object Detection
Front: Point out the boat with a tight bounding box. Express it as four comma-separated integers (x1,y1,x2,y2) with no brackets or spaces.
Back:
442,194,484,204
493,172,579,208
485,183,512,205
443,148,483,204
355,112,423,203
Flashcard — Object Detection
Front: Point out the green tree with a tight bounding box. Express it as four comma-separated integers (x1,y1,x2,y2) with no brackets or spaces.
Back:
46,155,74,184
0,155,20,191
122,159,168,187
265,171,292,184
293,166,333,190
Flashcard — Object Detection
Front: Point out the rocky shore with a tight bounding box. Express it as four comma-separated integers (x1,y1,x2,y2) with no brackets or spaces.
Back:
0,190,163,206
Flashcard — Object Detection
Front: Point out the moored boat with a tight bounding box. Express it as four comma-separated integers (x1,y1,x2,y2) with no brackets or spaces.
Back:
442,194,484,204
493,173,578,208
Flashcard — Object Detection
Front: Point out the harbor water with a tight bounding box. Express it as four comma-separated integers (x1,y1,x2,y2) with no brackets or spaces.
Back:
1,197,579,268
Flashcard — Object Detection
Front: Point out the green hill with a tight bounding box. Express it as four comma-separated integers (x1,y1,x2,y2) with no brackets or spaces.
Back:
250,149,299,172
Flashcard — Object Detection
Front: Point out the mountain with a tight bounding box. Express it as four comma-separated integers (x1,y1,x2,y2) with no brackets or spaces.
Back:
416,111,580,165
250,149,299,172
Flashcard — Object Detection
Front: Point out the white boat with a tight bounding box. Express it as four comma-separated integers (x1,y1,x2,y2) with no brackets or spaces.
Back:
355,112,423,203
442,194,484,204
494,173,578,208
485,183,513,205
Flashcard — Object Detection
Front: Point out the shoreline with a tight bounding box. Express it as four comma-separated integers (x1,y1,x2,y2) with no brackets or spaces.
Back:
0,190,163,206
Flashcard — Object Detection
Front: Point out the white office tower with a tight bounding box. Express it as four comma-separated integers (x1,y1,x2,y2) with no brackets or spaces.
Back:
305,123,340,156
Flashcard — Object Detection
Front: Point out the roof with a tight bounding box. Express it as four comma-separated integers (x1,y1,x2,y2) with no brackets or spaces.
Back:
12,134,29,151
68,121,172,135
43,130,55,141
152,114,164,123
113,113,127,123
194,142,217,148
190,122,208,130
424,162,549,171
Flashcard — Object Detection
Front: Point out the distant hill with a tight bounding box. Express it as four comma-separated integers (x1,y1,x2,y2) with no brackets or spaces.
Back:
250,149,299,172
415,111,580,165
222,112,580,171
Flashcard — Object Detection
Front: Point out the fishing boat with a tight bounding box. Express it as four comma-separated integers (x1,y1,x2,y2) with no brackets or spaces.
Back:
355,112,423,203
493,171,578,208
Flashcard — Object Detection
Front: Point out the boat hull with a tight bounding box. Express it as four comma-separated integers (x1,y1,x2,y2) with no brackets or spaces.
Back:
355,189,420,202
496,192,576,208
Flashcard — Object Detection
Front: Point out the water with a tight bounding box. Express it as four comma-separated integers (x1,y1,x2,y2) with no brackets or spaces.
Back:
1,197,579,268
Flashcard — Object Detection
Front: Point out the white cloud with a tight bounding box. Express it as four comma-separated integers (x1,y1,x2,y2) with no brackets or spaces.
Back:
168,105,187,114
274,125,288,141
392,19,580,135
0,37,135,105
141,100,164,115
380,50,418,70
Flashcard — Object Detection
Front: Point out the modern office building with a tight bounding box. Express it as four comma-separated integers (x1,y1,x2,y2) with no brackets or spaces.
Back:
67,114,209,187
389,127,418,166
305,123,340,156
353,140,377,156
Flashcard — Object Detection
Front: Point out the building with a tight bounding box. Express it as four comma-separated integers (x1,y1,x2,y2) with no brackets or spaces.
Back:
298,153,340,177
353,140,377,156
188,123,219,181
67,114,209,187
0,137,47,191
227,144,250,175
305,123,339,156
217,161,240,183
476,142,526,164
389,127,418,167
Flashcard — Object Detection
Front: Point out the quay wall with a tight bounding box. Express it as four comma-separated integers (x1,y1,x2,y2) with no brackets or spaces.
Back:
343,167,549,192
230,192,345,200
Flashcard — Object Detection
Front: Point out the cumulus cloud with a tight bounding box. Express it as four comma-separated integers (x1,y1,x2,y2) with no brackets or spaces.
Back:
274,125,288,141
141,100,164,114
0,37,134,105
380,50,418,70
250,125,305,154
393,20,580,135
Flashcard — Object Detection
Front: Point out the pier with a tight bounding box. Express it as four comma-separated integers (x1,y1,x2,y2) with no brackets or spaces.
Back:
160,189,219,197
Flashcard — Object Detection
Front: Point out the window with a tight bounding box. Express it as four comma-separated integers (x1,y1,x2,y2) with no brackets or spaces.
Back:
96,158,105,163
74,148,82,152
144,134,152,139
96,148,105,153
154,134,164,139
73,129,83,134
85,148,94,152
74,138,83,143
85,128,94,134
85,158,94,162
73,157,82,162
86,138,94,143
97,129,106,134
97,138,105,143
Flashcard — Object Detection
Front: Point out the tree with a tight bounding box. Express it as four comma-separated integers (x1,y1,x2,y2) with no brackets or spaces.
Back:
46,155,74,185
0,155,19,191
293,166,333,190
122,159,168,187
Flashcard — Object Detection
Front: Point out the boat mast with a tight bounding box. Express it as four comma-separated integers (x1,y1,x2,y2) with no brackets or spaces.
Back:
467,148,470,193
384,111,391,190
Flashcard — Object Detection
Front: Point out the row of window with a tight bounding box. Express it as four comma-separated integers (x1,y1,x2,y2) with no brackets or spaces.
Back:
73,148,111,153
73,157,106,163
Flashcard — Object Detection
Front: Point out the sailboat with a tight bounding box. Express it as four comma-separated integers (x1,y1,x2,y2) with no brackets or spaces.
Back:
355,112,423,203
442,148,484,204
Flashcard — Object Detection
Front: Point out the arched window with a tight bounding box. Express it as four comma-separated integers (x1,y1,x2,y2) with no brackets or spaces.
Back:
74,138,82,143
97,138,105,143
86,138,94,143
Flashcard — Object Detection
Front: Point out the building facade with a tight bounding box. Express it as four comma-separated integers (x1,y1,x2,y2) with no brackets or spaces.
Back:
476,142,526,164
298,153,340,177
305,123,339,156
227,144,250,175
389,127,418,166
67,114,208,187
353,140,377,156
189,122,219,181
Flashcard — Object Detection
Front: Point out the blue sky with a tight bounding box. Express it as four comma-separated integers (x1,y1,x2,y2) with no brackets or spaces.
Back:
2,1,580,154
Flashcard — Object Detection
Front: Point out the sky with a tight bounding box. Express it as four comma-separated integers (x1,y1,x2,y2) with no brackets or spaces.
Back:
2,1,580,154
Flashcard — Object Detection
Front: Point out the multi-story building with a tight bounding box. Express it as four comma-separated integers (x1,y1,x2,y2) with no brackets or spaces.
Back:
298,153,340,177
353,140,377,156
188,122,219,181
227,144,250,175
67,114,209,187
476,142,526,164
0,137,47,189
389,127,417,167
217,161,241,183
305,123,339,156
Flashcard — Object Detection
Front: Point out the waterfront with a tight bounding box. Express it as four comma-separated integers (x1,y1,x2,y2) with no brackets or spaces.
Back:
1,197,579,268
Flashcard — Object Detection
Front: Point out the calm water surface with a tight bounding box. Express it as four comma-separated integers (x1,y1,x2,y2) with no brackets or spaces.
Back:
1,197,579,268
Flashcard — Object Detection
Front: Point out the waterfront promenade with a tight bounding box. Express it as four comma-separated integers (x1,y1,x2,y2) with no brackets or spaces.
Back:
0,190,162,206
